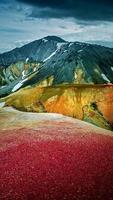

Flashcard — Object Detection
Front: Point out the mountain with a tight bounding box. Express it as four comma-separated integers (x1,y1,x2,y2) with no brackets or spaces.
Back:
0,36,66,67
0,36,113,98
0,36,113,130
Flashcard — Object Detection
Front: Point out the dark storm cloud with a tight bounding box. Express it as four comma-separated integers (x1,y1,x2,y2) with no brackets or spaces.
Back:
17,0,113,21
0,0,11,3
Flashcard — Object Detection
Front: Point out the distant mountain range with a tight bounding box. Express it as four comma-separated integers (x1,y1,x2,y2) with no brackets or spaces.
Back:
0,35,113,97
87,41,113,48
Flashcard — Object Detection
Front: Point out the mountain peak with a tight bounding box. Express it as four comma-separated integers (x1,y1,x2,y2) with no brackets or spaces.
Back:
43,36,66,43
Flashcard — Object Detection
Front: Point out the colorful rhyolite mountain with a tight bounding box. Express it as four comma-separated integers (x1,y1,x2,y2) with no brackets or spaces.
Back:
0,107,113,200
0,36,113,129
0,36,113,97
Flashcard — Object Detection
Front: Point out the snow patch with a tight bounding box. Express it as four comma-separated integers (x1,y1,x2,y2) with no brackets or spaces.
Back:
12,78,28,92
101,73,110,83
12,82,23,92
1,85,6,89
43,42,65,62
33,67,37,72
22,70,26,79
42,39,48,43
0,102,5,108
57,42,65,49
43,50,57,62
78,49,83,53
69,43,73,47
111,66,113,71
26,57,29,63
74,72,77,79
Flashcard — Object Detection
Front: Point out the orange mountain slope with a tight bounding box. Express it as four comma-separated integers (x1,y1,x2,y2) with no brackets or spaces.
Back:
1,84,113,130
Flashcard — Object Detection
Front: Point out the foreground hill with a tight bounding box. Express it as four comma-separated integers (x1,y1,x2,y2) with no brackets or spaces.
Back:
0,36,113,97
1,84,113,130
0,107,113,200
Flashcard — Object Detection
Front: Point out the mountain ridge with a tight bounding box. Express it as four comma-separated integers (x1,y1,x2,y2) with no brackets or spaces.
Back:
0,36,66,67
0,35,113,67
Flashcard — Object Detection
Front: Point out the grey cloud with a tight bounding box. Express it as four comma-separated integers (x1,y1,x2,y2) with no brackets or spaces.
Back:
17,0,113,21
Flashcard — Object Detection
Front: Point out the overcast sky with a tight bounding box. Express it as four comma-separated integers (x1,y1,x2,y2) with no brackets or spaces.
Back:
0,0,113,53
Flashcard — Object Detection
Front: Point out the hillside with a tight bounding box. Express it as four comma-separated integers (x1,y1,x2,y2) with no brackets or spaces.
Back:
0,107,113,200
1,84,113,130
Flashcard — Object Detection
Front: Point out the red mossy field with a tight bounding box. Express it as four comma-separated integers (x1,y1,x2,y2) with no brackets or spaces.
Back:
0,109,113,200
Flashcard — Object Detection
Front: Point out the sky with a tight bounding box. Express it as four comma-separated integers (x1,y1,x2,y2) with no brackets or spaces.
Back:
0,0,113,53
